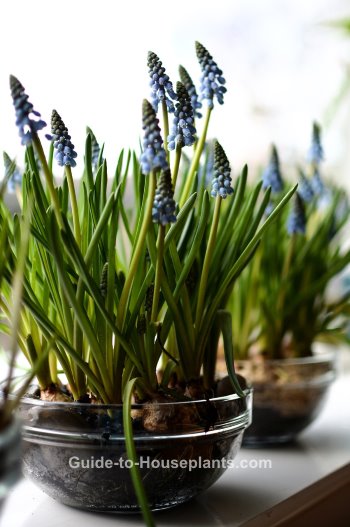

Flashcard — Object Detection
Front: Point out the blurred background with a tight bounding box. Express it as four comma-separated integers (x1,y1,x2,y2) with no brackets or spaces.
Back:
1,0,350,185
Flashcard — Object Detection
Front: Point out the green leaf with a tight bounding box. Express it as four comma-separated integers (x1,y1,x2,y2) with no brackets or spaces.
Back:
123,378,155,527
217,310,245,398
84,133,94,192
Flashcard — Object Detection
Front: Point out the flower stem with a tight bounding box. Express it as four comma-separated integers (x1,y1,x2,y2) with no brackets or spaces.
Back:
180,106,212,207
172,144,182,190
277,233,296,313
195,197,222,335
151,225,166,322
276,233,297,348
117,171,157,330
239,249,261,355
32,134,63,229
65,165,81,248
162,100,170,163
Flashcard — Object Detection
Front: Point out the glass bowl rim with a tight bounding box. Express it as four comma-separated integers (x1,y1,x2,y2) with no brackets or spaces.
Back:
16,387,252,411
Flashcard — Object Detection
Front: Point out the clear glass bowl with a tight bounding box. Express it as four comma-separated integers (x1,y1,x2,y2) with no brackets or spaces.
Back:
0,418,22,514
236,354,335,446
18,390,252,512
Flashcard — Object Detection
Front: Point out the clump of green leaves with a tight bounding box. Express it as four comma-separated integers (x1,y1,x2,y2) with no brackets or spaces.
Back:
0,44,295,406
230,132,350,360
0,167,45,429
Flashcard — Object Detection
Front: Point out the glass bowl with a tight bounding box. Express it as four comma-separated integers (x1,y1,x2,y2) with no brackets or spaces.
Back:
0,418,22,513
18,390,252,512
236,353,335,446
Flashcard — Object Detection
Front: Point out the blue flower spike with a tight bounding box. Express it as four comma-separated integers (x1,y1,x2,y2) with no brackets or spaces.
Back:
298,169,314,203
152,168,177,225
51,110,78,168
9,75,46,146
179,65,202,119
168,82,197,151
147,51,177,113
262,145,284,194
140,99,169,174
287,192,306,235
211,141,234,199
307,122,324,166
195,42,227,109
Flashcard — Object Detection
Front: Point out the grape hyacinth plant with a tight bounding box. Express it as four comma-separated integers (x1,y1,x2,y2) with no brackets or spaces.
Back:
230,124,350,360
1,42,296,525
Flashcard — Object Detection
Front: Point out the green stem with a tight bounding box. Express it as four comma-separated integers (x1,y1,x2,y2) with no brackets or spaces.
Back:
277,234,296,314
117,171,157,331
240,249,261,355
151,225,165,322
113,171,156,398
168,241,195,350
65,165,81,247
172,144,182,190
195,197,222,335
275,234,297,347
32,134,63,229
162,100,170,163
179,106,212,207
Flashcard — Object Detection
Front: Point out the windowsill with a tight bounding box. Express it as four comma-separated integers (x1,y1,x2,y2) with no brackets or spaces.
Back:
2,351,350,527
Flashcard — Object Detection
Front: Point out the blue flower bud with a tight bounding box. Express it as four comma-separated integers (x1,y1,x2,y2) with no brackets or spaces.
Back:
147,52,177,113
210,141,234,199
152,168,177,225
9,75,46,146
307,122,324,166
287,193,306,235
195,42,227,109
140,100,168,174
262,145,284,194
51,110,78,168
179,65,202,119
298,169,314,203
168,82,197,151
311,167,325,197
